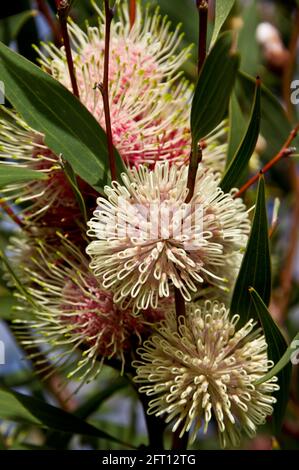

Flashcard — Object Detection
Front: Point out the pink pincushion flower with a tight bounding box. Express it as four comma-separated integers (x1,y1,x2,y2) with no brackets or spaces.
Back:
37,2,194,166
12,233,169,382
0,2,227,225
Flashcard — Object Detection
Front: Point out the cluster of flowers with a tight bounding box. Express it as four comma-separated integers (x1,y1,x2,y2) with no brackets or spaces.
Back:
0,2,278,447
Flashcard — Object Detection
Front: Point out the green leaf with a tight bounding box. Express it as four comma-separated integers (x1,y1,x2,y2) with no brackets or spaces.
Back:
191,32,239,151
211,0,235,46
0,10,38,44
249,288,291,432
62,160,88,223
0,164,47,189
0,250,36,308
256,331,299,385
0,294,16,320
230,176,271,327
0,42,125,193
237,72,299,163
238,0,260,76
220,78,261,192
226,91,247,166
75,378,128,420
0,387,128,445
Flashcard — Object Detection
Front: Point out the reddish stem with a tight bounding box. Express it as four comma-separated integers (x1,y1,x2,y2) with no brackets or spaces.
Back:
234,123,299,198
36,0,60,46
184,1,208,204
129,0,137,29
101,0,117,181
0,199,24,227
197,1,209,74
56,1,80,99
185,146,202,203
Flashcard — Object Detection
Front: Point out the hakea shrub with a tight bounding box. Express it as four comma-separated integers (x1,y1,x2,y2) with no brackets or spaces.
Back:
0,0,283,451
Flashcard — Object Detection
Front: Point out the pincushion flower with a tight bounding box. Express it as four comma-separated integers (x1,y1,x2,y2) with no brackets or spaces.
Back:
37,1,194,166
86,162,250,311
0,108,94,225
36,1,227,169
133,301,279,447
12,234,168,383
0,2,228,224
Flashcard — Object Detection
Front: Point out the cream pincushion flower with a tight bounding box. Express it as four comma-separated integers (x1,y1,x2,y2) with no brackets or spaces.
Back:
86,162,250,311
133,301,279,447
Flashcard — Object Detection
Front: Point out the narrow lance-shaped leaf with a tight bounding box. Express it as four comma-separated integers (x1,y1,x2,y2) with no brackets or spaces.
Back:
0,42,126,193
237,0,260,76
237,72,299,162
220,77,261,192
75,378,128,420
249,288,291,433
230,176,271,327
0,387,130,446
191,32,240,152
210,0,236,46
0,165,47,189
255,331,299,385
226,91,247,166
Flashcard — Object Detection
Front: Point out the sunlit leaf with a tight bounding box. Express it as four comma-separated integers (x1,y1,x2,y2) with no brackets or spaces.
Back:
226,91,247,166
211,0,235,46
191,32,239,152
220,78,260,191
0,165,46,189
0,42,125,193
230,177,271,327
238,0,260,75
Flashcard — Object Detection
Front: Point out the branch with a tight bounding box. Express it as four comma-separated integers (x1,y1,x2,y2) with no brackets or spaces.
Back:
234,123,299,198
100,0,117,181
196,0,209,74
185,146,202,204
129,0,136,29
184,0,208,204
56,0,80,98
0,198,24,228
36,0,60,46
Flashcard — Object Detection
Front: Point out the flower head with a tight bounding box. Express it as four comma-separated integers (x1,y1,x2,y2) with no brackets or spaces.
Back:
0,108,95,225
0,2,227,225
12,233,168,383
37,1,194,166
86,162,250,311
133,301,279,447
